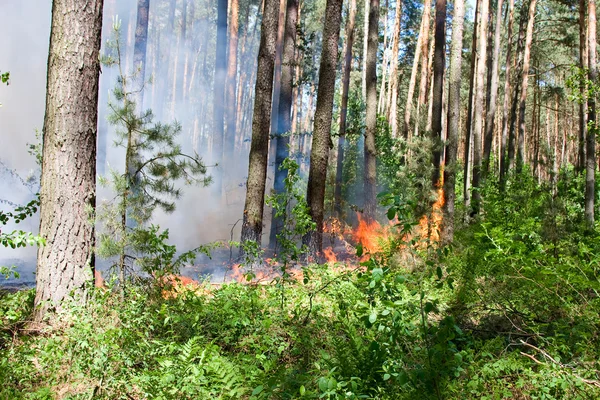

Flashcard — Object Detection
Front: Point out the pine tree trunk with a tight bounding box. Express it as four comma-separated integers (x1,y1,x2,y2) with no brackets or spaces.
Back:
463,0,479,207
362,0,370,101
402,13,425,140
270,0,299,247
334,0,358,217
441,0,464,244
470,0,489,215
34,0,104,321
483,0,504,177
414,0,432,138
270,0,288,142
586,0,596,228
387,0,402,137
516,0,537,171
240,0,280,252
579,0,588,174
363,0,380,223
224,0,239,167
430,0,446,187
499,0,515,184
213,0,228,167
303,0,344,259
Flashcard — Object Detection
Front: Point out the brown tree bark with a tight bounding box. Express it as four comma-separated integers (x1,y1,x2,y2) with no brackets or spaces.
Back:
499,0,515,185
269,0,288,141
363,0,380,223
441,0,465,244
387,0,402,137
224,0,240,165
463,0,479,207
414,0,432,138
586,0,596,228
403,11,426,140
482,0,504,177
34,0,104,321
470,0,489,215
240,0,280,251
430,0,446,186
516,0,537,171
303,0,344,258
334,0,358,217
579,0,588,173
270,0,299,247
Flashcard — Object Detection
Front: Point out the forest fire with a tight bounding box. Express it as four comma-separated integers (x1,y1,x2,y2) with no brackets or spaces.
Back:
418,185,445,244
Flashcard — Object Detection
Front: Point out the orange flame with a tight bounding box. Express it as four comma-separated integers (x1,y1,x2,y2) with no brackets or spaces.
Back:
352,213,390,253
418,182,445,245
323,246,338,263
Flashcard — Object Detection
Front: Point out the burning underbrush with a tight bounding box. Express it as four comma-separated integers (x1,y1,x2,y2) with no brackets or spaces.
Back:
167,188,446,293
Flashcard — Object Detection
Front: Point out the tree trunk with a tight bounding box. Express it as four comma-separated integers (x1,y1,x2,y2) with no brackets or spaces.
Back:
270,0,299,247
362,0,370,101
224,0,239,168
579,0,588,174
34,0,104,321
499,0,515,185
133,0,150,108
441,0,464,244
303,0,344,259
213,0,228,167
430,0,446,186
470,0,489,215
586,0,596,228
387,0,402,137
334,0,357,217
364,0,380,223
482,0,504,177
269,0,288,142
463,0,479,207
516,0,537,172
240,0,280,251
414,0,432,138
403,13,426,140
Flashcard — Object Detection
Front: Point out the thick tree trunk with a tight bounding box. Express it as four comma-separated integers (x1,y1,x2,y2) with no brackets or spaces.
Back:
441,0,464,244
586,0,596,228
516,0,537,171
334,0,357,217
463,0,479,207
270,0,288,141
470,0,489,215
362,0,370,101
303,0,344,259
579,0,588,174
240,0,280,251
214,0,228,167
224,0,239,167
430,0,446,186
270,0,299,247
483,0,504,177
364,0,380,223
34,0,104,321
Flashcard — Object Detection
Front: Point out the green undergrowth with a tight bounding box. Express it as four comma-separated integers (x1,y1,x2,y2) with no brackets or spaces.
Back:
1,171,600,399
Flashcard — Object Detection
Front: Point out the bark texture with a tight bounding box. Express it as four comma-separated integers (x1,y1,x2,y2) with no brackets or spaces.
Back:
240,0,280,249
586,0,597,227
304,0,344,258
516,0,537,171
431,0,446,186
270,0,299,247
334,0,357,217
579,0,588,173
482,0,504,177
224,0,240,163
499,0,515,185
441,0,465,244
471,0,489,215
35,0,104,321
463,0,479,207
363,0,380,223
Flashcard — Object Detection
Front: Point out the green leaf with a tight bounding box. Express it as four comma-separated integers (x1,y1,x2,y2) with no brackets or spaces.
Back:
383,373,391,381
356,243,363,257
424,302,434,314
299,385,306,395
252,385,264,396
436,266,443,279
387,208,396,220
369,311,377,324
